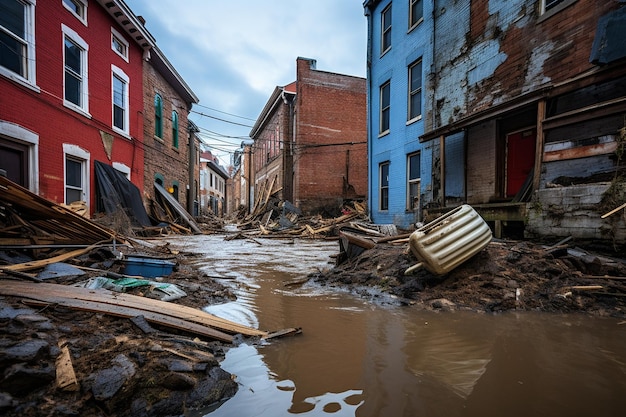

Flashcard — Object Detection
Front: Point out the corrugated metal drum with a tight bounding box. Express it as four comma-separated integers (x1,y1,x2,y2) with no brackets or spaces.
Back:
407,204,492,275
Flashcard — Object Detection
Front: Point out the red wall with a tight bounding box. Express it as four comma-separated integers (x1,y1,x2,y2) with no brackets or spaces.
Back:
0,1,144,210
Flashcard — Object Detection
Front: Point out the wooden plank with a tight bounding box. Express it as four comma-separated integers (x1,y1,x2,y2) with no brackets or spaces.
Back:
56,342,79,391
23,298,234,343
0,281,266,337
601,202,626,219
2,244,100,272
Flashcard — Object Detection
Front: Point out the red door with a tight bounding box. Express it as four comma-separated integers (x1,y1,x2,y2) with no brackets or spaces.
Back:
506,130,535,198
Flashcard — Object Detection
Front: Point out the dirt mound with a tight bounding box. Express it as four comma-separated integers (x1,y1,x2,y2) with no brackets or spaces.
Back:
314,239,626,318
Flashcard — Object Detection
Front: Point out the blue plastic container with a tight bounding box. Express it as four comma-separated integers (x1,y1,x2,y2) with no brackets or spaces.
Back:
121,256,175,278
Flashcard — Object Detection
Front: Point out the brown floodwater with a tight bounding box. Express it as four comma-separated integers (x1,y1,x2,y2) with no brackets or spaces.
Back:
160,235,626,417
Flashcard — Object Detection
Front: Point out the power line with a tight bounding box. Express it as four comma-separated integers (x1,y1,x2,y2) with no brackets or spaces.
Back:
191,110,255,128
193,103,257,121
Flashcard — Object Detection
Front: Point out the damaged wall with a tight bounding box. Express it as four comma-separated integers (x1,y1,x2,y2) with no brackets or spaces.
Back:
526,182,626,243
428,0,617,132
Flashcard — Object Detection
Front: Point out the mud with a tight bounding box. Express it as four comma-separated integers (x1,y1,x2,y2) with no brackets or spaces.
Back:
313,238,626,318
0,246,241,417
2,236,625,417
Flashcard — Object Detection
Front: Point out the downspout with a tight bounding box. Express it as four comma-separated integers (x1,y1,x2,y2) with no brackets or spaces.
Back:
364,3,374,218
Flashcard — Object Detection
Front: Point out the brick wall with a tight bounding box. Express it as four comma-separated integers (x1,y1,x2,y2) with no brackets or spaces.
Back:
293,58,368,214
433,0,620,130
0,1,144,213
142,61,190,209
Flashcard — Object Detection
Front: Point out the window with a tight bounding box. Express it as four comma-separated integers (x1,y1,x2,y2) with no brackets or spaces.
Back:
62,0,87,24
63,144,90,206
380,162,389,211
380,81,391,134
172,110,179,148
407,152,421,210
112,65,129,134
0,0,36,85
381,4,392,54
408,59,422,121
154,94,163,138
63,25,89,114
111,28,128,61
409,0,423,29
542,0,566,13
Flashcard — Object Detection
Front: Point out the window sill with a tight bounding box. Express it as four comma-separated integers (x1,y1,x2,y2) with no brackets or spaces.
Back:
378,130,390,138
113,126,131,139
1,69,40,93
537,0,577,23
407,17,424,34
63,101,92,119
406,115,422,125
154,136,164,143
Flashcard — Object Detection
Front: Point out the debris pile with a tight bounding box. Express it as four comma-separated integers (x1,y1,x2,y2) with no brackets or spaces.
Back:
315,234,626,317
0,177,296,416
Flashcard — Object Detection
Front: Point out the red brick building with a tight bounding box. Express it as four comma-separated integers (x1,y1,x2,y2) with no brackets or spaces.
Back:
142,44,198,212
250,57,367,215
0,0,150,216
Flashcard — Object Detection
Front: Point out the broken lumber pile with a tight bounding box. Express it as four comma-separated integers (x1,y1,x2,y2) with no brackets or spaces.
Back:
0,176,121,258
0,280,297,342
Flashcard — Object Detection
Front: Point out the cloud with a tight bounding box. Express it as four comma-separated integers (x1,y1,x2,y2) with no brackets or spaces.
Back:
124,0,366,162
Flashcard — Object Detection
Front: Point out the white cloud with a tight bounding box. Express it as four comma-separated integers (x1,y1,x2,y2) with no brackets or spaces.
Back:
124,0,366,163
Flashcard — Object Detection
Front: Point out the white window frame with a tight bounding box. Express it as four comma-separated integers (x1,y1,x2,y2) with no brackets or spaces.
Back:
62,24,90,117
0,0,38,90
112,162,131,180
407,59,422,122
111,27,129,62
0,120,39,192
407,152,421,211
379,161,390,211
63,143,90,208
409,0,423,31
379,81,391,135
539,0,576,20
62,0,87,26
381,4,392,56
111,64,130,136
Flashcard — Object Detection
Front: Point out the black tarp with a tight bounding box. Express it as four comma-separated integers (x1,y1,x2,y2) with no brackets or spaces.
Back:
590,6,626,65
94,160,152,227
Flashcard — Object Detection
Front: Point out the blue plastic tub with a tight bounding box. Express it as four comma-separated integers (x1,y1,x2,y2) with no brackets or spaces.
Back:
121,256,175,278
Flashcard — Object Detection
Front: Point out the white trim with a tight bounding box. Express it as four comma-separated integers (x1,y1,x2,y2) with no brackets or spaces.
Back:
62,24,90,117
111,27,129,62
112,162,131,180
0,0,37,88
0,120,39,192
62,0,88,26
111,64,130,137
62,143,90,209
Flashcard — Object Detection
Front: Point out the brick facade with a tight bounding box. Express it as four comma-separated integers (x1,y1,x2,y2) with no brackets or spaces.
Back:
0,0,146,216
250,58,367,216
142,59,194,209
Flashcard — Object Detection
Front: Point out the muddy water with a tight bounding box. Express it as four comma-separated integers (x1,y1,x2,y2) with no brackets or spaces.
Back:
161,235,626,417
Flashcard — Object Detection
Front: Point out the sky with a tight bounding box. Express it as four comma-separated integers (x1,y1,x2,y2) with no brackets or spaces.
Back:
124,0,368,166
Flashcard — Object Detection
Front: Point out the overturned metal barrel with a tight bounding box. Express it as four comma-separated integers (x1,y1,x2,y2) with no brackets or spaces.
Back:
406,204,492,275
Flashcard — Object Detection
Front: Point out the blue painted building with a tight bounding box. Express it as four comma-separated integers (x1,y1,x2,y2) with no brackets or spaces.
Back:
365,0,626,244
363,0,432,229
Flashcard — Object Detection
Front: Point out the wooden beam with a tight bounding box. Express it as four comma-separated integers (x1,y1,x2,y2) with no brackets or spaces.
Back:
0,280,267,338
533,99,546,192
